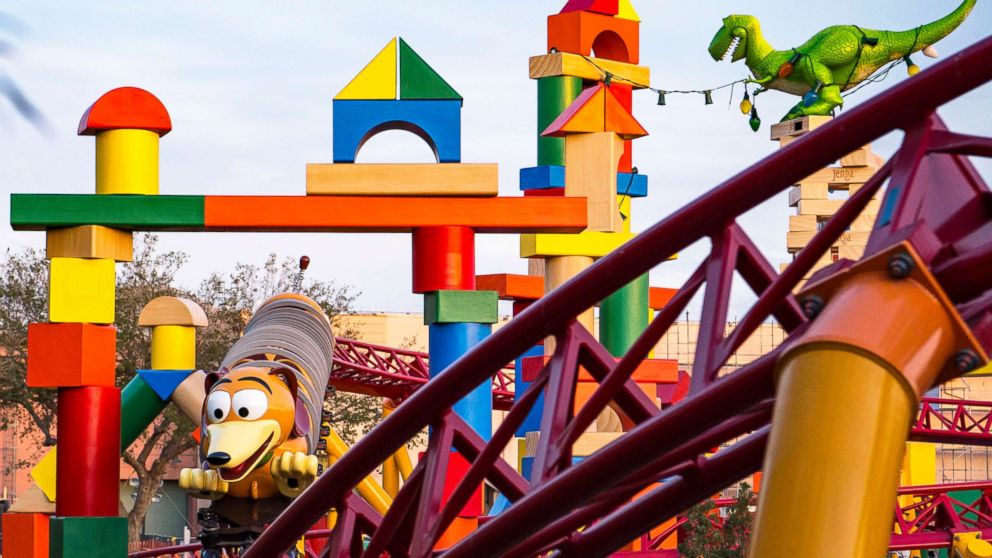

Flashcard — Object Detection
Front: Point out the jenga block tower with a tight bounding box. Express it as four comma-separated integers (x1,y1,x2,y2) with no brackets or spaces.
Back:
774,116,885,285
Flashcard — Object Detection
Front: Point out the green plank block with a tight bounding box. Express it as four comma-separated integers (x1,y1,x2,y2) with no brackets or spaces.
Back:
10,194,205,231
424,290,498,324
120,375,169,452
399,38,462,100
50,516,128,558
537,76,582,167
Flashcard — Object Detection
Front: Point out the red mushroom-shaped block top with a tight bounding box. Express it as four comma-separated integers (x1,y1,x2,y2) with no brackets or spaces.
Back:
78,87,172,136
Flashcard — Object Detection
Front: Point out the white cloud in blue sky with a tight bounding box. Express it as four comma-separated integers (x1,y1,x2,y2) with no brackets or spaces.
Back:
1,1,989,315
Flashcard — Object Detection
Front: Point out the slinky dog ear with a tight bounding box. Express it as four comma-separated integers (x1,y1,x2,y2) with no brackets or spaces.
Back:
204,370,224,393
269,367,310,439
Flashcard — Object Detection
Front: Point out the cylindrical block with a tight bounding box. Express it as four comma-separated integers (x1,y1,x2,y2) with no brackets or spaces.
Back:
600,273,649,356
120,375,169,452
429,322,493,440
56,386,122,517
544,255,594,354
95,129,159,195
412,226,475,294
150,325,196,370
537,77,582,166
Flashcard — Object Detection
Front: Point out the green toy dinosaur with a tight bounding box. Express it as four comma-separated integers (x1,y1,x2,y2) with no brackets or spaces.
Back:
708,0,976,122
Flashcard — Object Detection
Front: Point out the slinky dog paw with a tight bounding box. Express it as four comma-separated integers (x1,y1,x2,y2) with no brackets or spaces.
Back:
270,451,320,497
179,468,230,500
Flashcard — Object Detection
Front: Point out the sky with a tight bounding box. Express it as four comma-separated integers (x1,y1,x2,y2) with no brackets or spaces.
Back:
1,1,989,316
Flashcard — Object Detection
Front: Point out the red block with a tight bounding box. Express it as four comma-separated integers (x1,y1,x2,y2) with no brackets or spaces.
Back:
27,323,116,388
2,513,49,558
56,386,121,517
548,11,640,64
78,86,172,136
417,451,483,518
523,188,565,197
559,0,619,15
612,84,634,172
412,226,475,293
521,355,678,383
475,274,544,302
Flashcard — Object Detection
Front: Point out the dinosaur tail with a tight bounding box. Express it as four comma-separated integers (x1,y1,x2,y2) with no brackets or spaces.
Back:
221,293,335,452
895,0,976,54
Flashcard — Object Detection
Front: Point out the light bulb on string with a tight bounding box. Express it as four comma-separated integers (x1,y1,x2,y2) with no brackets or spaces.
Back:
657,90,666,106
704,90,713,105
749,107,761,132
778,52,802,78
740,91,752,114
604,72,613,87
904,56,920,76
802,81,823,108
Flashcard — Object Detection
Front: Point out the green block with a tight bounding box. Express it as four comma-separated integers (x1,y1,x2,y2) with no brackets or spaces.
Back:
120,375,169,452
537,76,582,167
50,516,128,558
399,38,462,100
600,274,649,357
10,194,205,231
424,290,498,324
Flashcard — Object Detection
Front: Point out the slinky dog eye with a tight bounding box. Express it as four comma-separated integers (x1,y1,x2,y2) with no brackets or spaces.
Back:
232,389,268,420
207,391,231,423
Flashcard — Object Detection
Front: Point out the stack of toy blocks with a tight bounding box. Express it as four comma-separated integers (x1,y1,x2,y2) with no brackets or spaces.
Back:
7,87,172,558
774,116,884,286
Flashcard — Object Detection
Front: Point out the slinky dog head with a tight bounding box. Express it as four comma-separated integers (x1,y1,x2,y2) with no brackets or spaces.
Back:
201,367,308,483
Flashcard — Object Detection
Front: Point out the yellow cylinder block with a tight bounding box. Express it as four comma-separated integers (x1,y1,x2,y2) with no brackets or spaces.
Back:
150,325,196,370
95,129,159,195
747,347,915,558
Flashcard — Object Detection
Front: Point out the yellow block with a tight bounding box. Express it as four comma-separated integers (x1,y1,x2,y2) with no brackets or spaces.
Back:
335,37,397,100
46,225,133,262
306,163,498,196
151,325,196,370
529,53,650,89
29,447,57,501
617,0,641,21
49,257,116,324
521,230,636,258
955,532,992,558
95,129,159,195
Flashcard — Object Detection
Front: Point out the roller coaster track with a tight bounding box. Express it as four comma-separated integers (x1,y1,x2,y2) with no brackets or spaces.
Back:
230,35,992,557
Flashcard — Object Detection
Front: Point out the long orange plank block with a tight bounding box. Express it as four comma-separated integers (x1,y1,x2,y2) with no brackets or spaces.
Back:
521,355,678,383
203,196,587,233
476,273,680,309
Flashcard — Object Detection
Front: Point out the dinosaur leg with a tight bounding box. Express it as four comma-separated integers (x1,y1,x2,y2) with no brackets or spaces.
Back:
783,62,844,121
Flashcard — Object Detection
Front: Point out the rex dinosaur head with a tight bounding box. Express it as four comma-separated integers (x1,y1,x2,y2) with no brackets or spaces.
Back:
709,15,761,63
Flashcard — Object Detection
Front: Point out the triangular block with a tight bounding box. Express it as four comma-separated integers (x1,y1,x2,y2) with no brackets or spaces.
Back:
616,0,640,21
399,38,462,100
560,0,619,15
335,38,398,100
542,84,647,139
138,369,196,400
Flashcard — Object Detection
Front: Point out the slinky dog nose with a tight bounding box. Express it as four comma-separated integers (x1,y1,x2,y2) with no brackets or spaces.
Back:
206,452,231,466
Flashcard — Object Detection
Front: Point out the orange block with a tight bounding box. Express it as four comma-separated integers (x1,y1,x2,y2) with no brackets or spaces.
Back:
27,323,116,387
574,381,656,413
203,196,587,234
547,11,640,64
78,87,171,136
3,513,50,558
542,84,647,139
435,516,478,551
475,274,544,301
521,356,679,384
649,287,677,310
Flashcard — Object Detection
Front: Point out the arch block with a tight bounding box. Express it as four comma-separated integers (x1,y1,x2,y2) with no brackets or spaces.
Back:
332,100,461,163
547,10,639,64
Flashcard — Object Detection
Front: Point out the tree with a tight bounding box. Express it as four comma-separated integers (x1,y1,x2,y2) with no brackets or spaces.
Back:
0,235,375,542
678,483,754,558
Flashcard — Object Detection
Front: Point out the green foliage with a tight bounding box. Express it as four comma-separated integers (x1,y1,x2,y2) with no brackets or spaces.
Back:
678,483,754,558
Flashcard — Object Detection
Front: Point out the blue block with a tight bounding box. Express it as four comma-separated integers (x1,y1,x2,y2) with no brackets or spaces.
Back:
519,166,649,198
333,100,461,163
515,344,546,437
137,369,196,400
429,322,492,440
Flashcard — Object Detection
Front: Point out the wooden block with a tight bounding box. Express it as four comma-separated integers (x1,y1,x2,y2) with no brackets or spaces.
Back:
335,37,397,100
440,452,483,518
548,10,640,64
398,38,462,100
543,84,646,139
521,166,648,197
475,274,544,301
787,183,829,206
616,0,640,21
46,226,132,262
546,256,595,352
840,145,885,168
787,231,815,251
171,370,207,423
797,199,844,217
78,86,171,136
412,226,475,293
49,516,127,558
138,296,208,327
306,163,498,197
524,187,565,197
800,166,880,187
789,215,818,233
850,213,878,232
48,258,115,324
424,290,498,324
769,115,832,140
565,132,625,232
9,484,55,513
95,129,159,195
204,196,588,233
10,194,205,231
529,53,650,89
838,244,866,261
3,513,50,558
521,230,635,258
332,99,461,163
559,0,619,15
649,287,676,310
27,323,116,387
573,432,623,457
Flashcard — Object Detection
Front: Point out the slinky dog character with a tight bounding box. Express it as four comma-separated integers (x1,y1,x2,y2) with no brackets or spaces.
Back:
179,294,334,542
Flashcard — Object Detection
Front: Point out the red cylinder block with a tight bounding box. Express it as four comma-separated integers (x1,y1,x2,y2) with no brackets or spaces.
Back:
412,226,476,293
56,386,122,517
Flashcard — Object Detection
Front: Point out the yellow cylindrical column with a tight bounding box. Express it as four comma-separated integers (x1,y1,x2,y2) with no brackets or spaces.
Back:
325,426,392,515
95,129,160,195
382,401,400,498
150,325,196,370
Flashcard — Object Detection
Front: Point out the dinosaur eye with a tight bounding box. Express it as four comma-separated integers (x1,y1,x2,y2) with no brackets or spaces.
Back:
206,391,231,423
232,389,268,421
